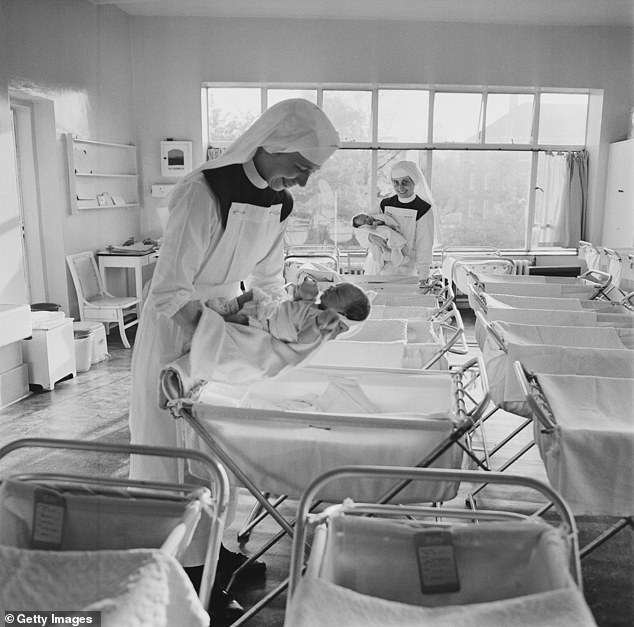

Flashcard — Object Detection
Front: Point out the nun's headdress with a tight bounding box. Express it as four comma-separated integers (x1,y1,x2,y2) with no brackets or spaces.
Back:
390,160,434,205
187,98,339,182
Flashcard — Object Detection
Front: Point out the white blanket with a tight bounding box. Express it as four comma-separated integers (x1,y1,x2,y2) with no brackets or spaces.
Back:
285,578,596,627
536,374,634,516
159,307,329,404
0,545,208,627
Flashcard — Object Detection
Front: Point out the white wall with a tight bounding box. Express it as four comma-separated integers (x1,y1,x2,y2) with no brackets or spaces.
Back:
131,17,634,244
1,4,632,310
1,0,138,314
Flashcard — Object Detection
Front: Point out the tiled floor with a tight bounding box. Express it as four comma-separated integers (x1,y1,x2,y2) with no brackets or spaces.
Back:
0,310,632,626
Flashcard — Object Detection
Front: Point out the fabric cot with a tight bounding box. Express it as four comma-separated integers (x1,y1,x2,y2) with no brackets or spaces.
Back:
184,369,462,503
535,373,634,516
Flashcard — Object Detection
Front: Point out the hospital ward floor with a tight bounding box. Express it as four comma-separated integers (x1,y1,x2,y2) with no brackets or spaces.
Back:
0,309,631,627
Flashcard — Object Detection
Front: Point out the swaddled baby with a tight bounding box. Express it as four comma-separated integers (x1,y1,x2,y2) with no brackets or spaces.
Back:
207,279,370,344
352,212,409,269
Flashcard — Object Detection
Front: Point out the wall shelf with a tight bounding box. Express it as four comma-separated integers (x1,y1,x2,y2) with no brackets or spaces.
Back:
65,133,141,213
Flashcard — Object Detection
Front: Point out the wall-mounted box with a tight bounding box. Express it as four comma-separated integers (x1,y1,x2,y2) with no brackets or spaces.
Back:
160,140,192,178
151,184,176,198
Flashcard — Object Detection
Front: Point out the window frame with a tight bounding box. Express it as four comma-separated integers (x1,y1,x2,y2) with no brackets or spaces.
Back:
202,82,592,252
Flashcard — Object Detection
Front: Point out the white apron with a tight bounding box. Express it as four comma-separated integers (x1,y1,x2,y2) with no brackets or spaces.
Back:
129,201,285,484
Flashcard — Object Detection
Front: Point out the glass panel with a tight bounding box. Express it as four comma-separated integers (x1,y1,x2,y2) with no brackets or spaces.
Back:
538,93,588,145
285,150,372,251
433,93,483,143
485,94,534,144
322,90,372,142
207,87,261,142
378,90,428,142
267,89,317,107
432,150,530,248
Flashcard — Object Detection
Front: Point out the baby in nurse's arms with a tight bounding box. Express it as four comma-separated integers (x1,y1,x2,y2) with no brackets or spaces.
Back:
352,212,409,269
207,279,370,345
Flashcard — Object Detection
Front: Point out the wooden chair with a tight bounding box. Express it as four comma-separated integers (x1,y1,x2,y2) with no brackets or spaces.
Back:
66,251,140,348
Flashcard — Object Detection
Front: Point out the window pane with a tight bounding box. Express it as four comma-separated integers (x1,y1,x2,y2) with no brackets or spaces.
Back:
207,88,261,142
538,93,588,145
322,90,372,143
378,90,428,142
433,93,483,143
285,150,372,250
432,150,530,248
267,89,317,108
485,94,534,144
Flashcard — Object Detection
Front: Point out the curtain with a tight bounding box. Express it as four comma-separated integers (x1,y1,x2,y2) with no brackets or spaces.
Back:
531,150,588,248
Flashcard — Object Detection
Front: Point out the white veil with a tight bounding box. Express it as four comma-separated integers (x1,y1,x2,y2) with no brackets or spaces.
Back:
176,98,339,192
390,160,434,205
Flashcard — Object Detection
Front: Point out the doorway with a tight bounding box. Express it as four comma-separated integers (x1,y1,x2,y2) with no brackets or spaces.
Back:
10,100,47,303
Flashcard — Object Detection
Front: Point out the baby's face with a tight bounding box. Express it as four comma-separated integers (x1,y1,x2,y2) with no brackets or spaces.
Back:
354,215,372,227
320,283,358,313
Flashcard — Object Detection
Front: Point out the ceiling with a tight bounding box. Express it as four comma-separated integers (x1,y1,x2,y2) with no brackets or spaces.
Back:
89,0,634,27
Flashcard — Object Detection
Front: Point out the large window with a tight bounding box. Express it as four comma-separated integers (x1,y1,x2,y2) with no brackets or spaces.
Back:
202,85,590,252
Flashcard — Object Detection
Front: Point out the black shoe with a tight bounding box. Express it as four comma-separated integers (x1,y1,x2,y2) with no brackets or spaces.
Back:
209,587,245,625
217,545,267,583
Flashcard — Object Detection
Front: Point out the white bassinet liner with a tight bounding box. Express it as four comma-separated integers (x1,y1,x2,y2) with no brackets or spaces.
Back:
344,318,441,344
312,516,572,606
453,261,515,295
475,319,627,353
343,318,408,342
306,330,447,370
491,321,628,350
481,282,596,299
184,369,462,502
285,576,596,627
477,273,582,284
535,373,634,516
349,275,420,287
501,344,634,403
486,294,584,311
0,545,208,627
370,304,437,321
372,292,439,307
481,306,598,327
0,479,187,551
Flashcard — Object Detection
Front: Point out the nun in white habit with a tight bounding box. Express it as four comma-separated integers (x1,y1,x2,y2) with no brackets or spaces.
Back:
129,99,339,484
372,160,437,281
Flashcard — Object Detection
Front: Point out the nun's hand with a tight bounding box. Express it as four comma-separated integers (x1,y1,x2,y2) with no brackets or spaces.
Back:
297,277,319,301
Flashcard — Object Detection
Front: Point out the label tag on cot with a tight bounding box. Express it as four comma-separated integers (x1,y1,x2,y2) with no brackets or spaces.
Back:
414,529,460,594
31,488,65,550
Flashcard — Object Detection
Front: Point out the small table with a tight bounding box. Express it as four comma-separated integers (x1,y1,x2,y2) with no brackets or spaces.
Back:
96,249,159,314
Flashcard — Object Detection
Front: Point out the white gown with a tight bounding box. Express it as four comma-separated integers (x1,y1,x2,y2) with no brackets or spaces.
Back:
129,170,287,483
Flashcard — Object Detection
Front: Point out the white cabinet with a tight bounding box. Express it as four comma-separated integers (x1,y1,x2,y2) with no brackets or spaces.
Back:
65,134,140,213
601,139,634,248
22,319,76,390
